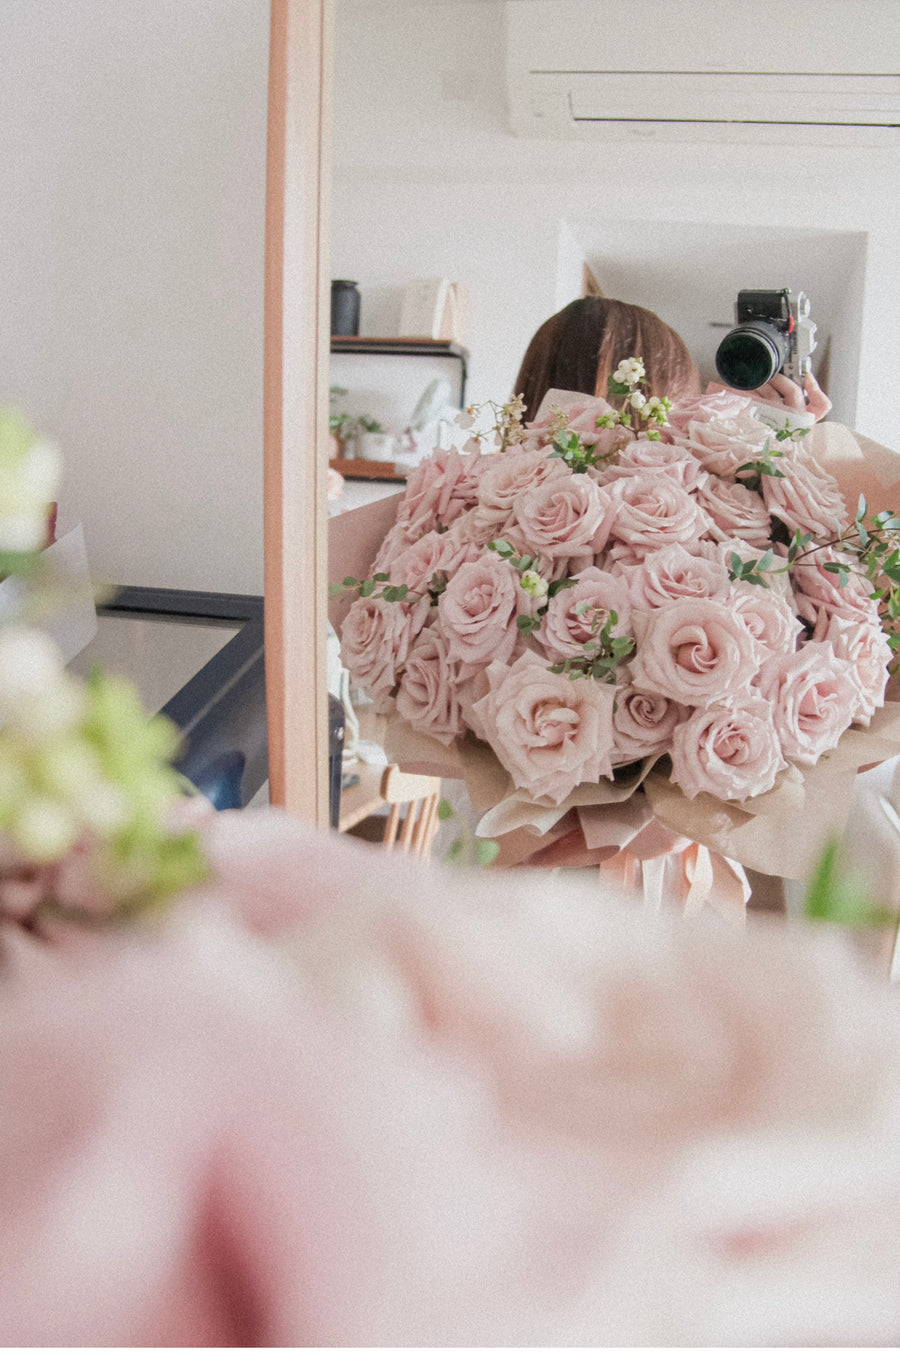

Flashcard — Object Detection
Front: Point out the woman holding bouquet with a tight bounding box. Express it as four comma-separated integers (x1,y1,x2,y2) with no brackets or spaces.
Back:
514,294,831,424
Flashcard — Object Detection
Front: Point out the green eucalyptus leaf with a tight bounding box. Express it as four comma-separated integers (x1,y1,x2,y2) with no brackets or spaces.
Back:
474,839,500,867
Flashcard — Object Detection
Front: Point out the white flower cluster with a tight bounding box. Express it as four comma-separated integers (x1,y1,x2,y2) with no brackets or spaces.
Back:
0,628,124,861
613,357,646,389
0,408,208,918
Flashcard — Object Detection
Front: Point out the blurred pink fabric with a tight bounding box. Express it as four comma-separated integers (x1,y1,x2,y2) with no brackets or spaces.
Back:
2,808,900,1346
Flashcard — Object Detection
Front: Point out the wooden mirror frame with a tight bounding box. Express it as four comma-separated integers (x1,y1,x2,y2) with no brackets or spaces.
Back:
264,0,334,827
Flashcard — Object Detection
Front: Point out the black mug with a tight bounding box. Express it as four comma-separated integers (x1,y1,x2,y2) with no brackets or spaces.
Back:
331,279,360,336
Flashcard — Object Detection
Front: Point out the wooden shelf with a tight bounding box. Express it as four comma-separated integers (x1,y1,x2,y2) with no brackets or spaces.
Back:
331,335,467,357
330,456,406,482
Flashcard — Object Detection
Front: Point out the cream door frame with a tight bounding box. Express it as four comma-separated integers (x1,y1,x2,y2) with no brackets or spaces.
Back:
264,0,333,826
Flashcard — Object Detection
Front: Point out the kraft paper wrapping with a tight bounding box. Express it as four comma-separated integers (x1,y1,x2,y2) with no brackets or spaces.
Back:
643,699,900,880
328,491,404,634
338,421,900,897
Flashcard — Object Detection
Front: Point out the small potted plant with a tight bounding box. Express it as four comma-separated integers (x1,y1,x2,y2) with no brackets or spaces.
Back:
329,386,353,459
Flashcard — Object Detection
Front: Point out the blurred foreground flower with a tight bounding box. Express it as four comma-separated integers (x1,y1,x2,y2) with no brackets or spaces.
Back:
0,407,60,562
0,411,208,927
0,626,208,924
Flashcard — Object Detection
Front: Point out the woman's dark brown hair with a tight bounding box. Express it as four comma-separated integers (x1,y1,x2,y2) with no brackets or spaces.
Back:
513,296,700,420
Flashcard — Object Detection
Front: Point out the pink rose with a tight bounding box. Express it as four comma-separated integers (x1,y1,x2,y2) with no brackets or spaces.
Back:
670,411,771,477
604,474,712,560
437,555,520,673
370,520,422,577
663,389,755,438
701,538,796,604
629,599,761,707
394,627,463,746
472,650,616,803
341,593,431,702
612,686,687,763
670,697,788,801
386,524,481,595
521,389,632,462
762,456,849,538
729,584,804,656
616,543,731,611
537,567,632,663
468,446,569,543
601,438,709,493
508,475,614,575
791,546,881,626
693,477,771,548
754,641,859,765
810,612,892,726
399,446,485,536
527,388,616,436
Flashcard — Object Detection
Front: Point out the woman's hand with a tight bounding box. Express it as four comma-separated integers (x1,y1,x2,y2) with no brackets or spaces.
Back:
707,370,831,422
747,370,831,422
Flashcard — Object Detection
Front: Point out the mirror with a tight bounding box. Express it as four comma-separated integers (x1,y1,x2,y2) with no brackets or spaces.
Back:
327,0,900,888
330,0,898,446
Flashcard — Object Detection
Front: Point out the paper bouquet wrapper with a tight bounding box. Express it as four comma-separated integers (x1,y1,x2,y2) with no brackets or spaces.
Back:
0,524,97,663
384,704,900,910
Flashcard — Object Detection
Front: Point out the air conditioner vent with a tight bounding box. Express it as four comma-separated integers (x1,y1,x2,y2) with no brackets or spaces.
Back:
506,1,900,144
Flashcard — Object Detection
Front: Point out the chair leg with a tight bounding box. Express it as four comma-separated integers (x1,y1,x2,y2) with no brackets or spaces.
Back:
383,803,401,852
419,792,440,860
409,795,432,858
397,799,417,853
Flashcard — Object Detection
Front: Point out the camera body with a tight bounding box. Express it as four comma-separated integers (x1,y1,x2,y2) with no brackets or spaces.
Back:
714,288,817,391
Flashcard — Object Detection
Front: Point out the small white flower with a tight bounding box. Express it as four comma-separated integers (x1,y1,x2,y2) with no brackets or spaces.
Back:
12,795,78,862
0,512,49,552
0,628,65,718
629,391,647,411
12,679,86,743
520,569,549,601
19,439,62,502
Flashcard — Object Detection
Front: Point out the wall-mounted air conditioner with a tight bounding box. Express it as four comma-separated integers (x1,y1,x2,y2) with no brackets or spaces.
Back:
505,0,900,144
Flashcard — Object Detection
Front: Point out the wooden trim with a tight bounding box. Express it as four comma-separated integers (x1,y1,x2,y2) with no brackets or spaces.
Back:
329,457,406,481
263,0,334,824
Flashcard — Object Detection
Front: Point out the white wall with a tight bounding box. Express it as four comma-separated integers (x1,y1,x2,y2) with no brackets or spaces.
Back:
331,0,900,447
0,0,269,592
4,0,898,593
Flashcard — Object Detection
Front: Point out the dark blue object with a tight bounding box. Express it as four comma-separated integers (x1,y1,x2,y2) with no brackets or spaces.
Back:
328,695,345,830
331,279,361,336
99,588,267,809
187,750,247,811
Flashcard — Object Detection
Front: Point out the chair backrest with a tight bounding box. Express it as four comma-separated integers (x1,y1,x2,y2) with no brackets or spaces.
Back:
379,765,442,861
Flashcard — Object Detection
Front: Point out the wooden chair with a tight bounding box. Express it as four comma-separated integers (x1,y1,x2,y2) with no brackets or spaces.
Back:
379,765,442,861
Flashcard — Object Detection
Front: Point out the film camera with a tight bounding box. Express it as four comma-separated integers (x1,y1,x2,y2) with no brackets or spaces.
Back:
714,289,817,391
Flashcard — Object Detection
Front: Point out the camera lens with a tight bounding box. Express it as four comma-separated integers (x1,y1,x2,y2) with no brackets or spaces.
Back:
714,323,790,390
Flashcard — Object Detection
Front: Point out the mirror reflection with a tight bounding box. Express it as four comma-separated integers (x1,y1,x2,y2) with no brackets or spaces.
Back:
328,0,900,915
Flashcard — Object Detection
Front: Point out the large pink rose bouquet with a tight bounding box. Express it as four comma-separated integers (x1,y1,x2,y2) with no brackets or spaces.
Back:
337,365,900,894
